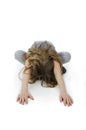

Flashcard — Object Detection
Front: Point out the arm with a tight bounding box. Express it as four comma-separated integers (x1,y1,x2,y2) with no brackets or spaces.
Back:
17,60,34,105
53,60,73,106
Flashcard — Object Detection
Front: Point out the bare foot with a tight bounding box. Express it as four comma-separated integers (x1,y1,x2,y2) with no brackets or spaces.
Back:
17,90,34,105
59,92,73,106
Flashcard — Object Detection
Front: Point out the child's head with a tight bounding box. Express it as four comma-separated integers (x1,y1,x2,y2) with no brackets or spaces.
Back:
24,44,62,87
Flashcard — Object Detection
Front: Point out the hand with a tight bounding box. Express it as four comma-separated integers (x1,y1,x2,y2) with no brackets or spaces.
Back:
59,92,73,106
17,90,34,105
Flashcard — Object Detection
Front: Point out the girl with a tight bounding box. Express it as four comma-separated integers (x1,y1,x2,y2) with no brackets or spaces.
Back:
15,41,73,106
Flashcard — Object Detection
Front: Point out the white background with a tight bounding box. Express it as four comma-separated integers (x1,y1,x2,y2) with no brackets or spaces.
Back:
0,0,86,130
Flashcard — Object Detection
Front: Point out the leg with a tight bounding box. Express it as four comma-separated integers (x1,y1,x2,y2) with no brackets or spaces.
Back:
58,52,71,64
15,50,26,65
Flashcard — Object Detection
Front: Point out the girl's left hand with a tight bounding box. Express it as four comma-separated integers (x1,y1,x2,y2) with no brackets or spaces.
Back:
59,92,73,106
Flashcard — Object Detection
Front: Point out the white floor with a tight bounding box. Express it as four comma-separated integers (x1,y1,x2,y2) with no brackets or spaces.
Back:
0,0,86,130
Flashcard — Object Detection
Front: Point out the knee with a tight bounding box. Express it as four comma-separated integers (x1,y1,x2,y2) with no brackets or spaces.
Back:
66,52,71,62
14,50,20,60
14,50,25,60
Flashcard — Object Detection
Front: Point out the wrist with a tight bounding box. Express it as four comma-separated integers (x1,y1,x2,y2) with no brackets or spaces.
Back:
21,86,28,92
60,89,67,94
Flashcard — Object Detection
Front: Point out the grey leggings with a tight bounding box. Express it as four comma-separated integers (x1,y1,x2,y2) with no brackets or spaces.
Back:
15,50,71,65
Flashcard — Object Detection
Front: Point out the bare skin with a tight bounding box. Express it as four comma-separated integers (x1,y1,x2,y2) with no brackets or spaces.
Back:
17,60,73,106
53,60,73,106
17,60,34,105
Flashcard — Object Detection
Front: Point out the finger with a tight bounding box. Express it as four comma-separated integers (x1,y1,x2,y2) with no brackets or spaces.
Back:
68,101,72,106
68,97,73,104
59,96,63,102
69,99,73,106
68,98,73,106
71,98,73,104
67,98,71,106
68,96,73,103
63,99,67,106
28,94,34,100
17,96,20,102
19,98,22,104
21,98,24,105
25,97,28,104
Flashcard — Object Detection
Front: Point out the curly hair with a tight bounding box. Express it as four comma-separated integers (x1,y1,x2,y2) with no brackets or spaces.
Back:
23,43,62,87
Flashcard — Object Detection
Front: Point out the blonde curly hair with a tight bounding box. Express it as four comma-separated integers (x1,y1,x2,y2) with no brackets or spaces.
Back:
23,42,62,87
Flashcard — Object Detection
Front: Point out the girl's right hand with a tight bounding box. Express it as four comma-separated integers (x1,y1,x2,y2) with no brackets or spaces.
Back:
17,90,34,105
